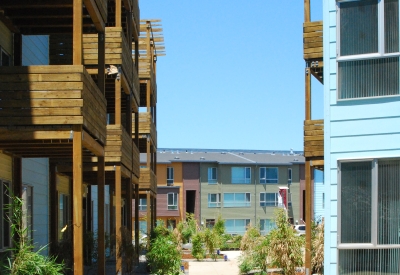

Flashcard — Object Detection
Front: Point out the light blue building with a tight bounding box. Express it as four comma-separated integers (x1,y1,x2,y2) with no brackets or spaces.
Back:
324,0,400,274
314,169,324,221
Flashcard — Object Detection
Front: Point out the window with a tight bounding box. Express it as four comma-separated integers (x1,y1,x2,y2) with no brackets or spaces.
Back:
206,219,215,229
225,219,250,235
231,167,251,184
208,167,217,184
0,180,11,250
259,167,278,184
223,193,251,207
260,219,276,235
22,185,33,241
167,167,174,186
338,159,400,274
259,192,278,207
0,47,10,66
337,0,400,99
288,168,292,184
167,193,178,210
208,193,221,208
139,198,147,211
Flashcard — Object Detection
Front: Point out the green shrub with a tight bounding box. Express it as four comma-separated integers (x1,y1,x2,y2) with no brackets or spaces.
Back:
191,232,205,261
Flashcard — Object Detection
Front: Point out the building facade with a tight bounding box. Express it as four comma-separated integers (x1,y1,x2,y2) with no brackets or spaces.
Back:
324,0,400,274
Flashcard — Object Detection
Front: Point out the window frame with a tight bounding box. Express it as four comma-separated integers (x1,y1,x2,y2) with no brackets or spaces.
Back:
338,158,400,249
259,167,279,184
167,192,178,210
208,193,221,208
336,0,400,100
231,167,251,184
259,192,279,207
167,167,174,186
208,167,217,184
223,192,251,208
225,219,251,235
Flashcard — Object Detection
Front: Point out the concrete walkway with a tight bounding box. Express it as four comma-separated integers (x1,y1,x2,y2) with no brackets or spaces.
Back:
187,251,241,275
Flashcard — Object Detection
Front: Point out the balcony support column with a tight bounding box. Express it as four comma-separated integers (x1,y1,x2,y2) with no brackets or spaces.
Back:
115,165,122,274
98,32,105,96
97,156,105,275
146,191,151,237
73,0,83,65
115,78,122,125
305,63,312,273
134,183,139,264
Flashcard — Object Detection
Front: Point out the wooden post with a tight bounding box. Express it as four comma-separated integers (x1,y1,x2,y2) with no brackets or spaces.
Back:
115,78,122,125
98,32,105,95
134,183,139,264
73,0,83,65
127,178,133,235
126,94,132,134
12,157,22,198
73,125,83,275
115,165,122,274
97,156,105,275
134,112,139,147
116,0,121,27
304,0,310,23
146,191,151,237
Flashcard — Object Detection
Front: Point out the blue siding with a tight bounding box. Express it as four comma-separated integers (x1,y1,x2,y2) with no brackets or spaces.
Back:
324,0,400,273
22,35,49,66
313,170,324,220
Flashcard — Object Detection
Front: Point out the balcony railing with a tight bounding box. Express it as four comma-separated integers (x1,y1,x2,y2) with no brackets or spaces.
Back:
303,21,323,60
132,112,157,146
139,167,157,192
105,125,132,170
0,65,107,144
304,119,324,158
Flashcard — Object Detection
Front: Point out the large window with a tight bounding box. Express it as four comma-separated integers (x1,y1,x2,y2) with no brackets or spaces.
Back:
139,198,147,211
225,219,250,235
208,167,217,184
259,167,278,184
167,167,174,186
260,192,279,207
167,193,178,210
337,0,400,99
0,180,11,250
339,159,400,274
260,219,276,235
223,193,251,207
231,167,251,184
208,193,221,208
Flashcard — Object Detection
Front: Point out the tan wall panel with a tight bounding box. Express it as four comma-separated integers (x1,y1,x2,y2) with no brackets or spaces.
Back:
0,152,12,181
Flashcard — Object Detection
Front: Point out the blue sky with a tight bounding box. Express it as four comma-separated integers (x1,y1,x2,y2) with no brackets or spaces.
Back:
139,1,323,151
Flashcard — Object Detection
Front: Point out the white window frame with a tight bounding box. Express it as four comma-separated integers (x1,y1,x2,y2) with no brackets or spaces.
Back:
259,192,279,207
139,197,147,211
167,192,178,210
259,167,278,184
336,0,400,100
208,167,217,184
231,167,251,184
208,193,221,208
223,192,251,208
167,167,174,186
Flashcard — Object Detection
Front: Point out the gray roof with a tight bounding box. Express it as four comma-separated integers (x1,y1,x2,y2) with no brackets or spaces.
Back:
141,148,304,165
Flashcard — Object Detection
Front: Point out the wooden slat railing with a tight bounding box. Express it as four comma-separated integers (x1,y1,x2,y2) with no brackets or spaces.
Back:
303,21,323,60
132,112,157,146
0,65,107,144
304,119,324,158
105,125,133,170
139,168,157,192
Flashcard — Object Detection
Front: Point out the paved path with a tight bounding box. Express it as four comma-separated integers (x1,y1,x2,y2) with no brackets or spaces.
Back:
187,251,241,275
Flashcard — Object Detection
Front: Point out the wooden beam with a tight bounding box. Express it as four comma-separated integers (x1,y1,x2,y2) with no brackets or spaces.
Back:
115,78,122,125
98,32,105,96
83,0,105,32
72,125,83,274
73,0,83,65
97,156,105,275
115,0,121,27
49,163,58,256
82,130,104,157
305,161,312,275
0,130,71,140
134,183,139,264
115,165,122,274
146,191,151,237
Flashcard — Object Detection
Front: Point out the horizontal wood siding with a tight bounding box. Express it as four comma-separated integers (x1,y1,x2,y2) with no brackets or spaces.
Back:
0,65,106,144
304,119,324,158
303,21,323,60
0,152,12,181
132,112,157,146
105,125,132,170
139,167,156,192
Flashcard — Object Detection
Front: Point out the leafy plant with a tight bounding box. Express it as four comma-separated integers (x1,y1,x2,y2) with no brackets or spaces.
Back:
1,190,65,275
146,223,182,275
312,221,324,274
191,232,205,261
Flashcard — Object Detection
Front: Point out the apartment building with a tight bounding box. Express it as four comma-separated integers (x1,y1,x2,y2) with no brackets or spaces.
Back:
323,1,400,274
146,149,305,235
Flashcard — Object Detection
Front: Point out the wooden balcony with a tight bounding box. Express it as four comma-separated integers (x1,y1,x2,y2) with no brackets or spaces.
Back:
83,27,139,103
132,112,157,147
0,65,107,145
139,57,157,92
303,21,323,60
105,125,132,169
139,167,157,193
304,119,324,159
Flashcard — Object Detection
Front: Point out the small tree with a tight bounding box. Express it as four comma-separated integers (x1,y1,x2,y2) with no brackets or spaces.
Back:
312,221,324,274
191,232,205,261
238,224,262,274
266,208,304,275
146,223,182,275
